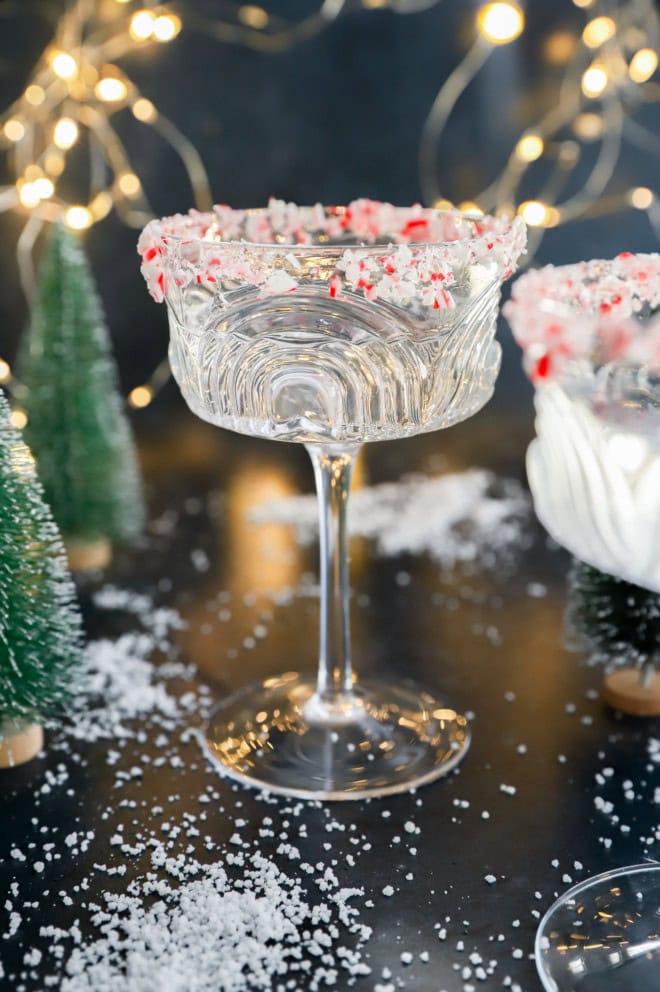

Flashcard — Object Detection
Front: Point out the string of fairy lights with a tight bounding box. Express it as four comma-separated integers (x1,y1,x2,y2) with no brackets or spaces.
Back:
0,0,658,423
420,0,660,261
0,0,349,419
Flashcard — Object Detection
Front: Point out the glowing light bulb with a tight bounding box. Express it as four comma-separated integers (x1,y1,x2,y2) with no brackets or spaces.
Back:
130,10,156,40
629,48,658,84
65,205,93,230
18,182,41,208
50,51,77,79
515,134,544,162
476,3,524,45
433,198,454,210
53,117,79,150
45,150,66,176
25,85,45,106
543,31,576,65
118,172,141,198
132,97,157,122
573,0,594,7
629,187,654,210
582,16,616,49
33,177,54,200
128,385,153,408
457,201,484,216
573,112,604,140
3,119,25,142
582,63,608,98
89,189,114,221
238,5,269,28
90,191,114,220
153,14,181,41
0,360,11,383
95,77,128,102
518,200,550,227
10,410,27,429
546,207,560,227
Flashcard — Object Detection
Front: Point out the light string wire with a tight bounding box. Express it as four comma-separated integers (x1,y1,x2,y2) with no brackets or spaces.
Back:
0,0,349,416
1,0,659,420
420,0,660,253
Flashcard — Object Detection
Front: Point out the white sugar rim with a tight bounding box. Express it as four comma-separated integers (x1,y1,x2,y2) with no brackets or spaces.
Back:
138,199,527,306
508,252,660,311
504,252,660,382
143,201,519,251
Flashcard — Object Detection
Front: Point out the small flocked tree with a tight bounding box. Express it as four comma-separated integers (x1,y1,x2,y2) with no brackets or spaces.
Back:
19,223,145,570
567,559,660,715
0,389,84,766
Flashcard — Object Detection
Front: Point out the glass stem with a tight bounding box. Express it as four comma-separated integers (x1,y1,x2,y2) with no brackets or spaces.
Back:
306,443,361,717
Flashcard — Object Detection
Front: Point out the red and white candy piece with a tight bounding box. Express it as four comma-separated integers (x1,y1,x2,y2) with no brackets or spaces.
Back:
505,253,660,381
138,198,526,309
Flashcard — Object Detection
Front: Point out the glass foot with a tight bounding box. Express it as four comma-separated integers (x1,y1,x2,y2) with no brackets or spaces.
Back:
536,864,660,992
204,673,470,800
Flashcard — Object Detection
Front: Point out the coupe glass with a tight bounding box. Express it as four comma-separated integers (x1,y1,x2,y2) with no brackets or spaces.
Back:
505,256,660,703
504,254,660,595
506,257,660,972
536,865,660,992
139,200,526,799
526,364,660,595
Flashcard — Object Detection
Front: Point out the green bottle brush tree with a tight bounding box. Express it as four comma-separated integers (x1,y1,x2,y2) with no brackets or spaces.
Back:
567,559,660,716
19,223,145,571
0,389,84,767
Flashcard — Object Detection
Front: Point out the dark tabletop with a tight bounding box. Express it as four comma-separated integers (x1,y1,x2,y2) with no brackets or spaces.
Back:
2,385,658,992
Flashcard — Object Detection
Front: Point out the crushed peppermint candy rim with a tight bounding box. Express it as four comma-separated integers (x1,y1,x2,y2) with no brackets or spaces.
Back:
504,252,660,383
138,198,526,308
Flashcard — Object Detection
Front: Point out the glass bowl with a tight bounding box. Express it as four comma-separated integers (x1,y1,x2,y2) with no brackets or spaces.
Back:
536,864,660,992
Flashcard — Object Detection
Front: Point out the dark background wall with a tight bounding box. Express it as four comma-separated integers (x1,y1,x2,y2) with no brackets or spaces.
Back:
0,0,657,411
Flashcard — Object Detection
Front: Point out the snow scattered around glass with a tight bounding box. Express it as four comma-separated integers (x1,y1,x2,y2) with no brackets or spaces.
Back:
250,469,529,568
2,567,657,992
3,470,655,991
0,579,507,990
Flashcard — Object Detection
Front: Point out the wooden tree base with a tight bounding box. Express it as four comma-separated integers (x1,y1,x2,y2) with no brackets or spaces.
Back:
0,724,44,768
603,668,660,717
66,537,112,572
